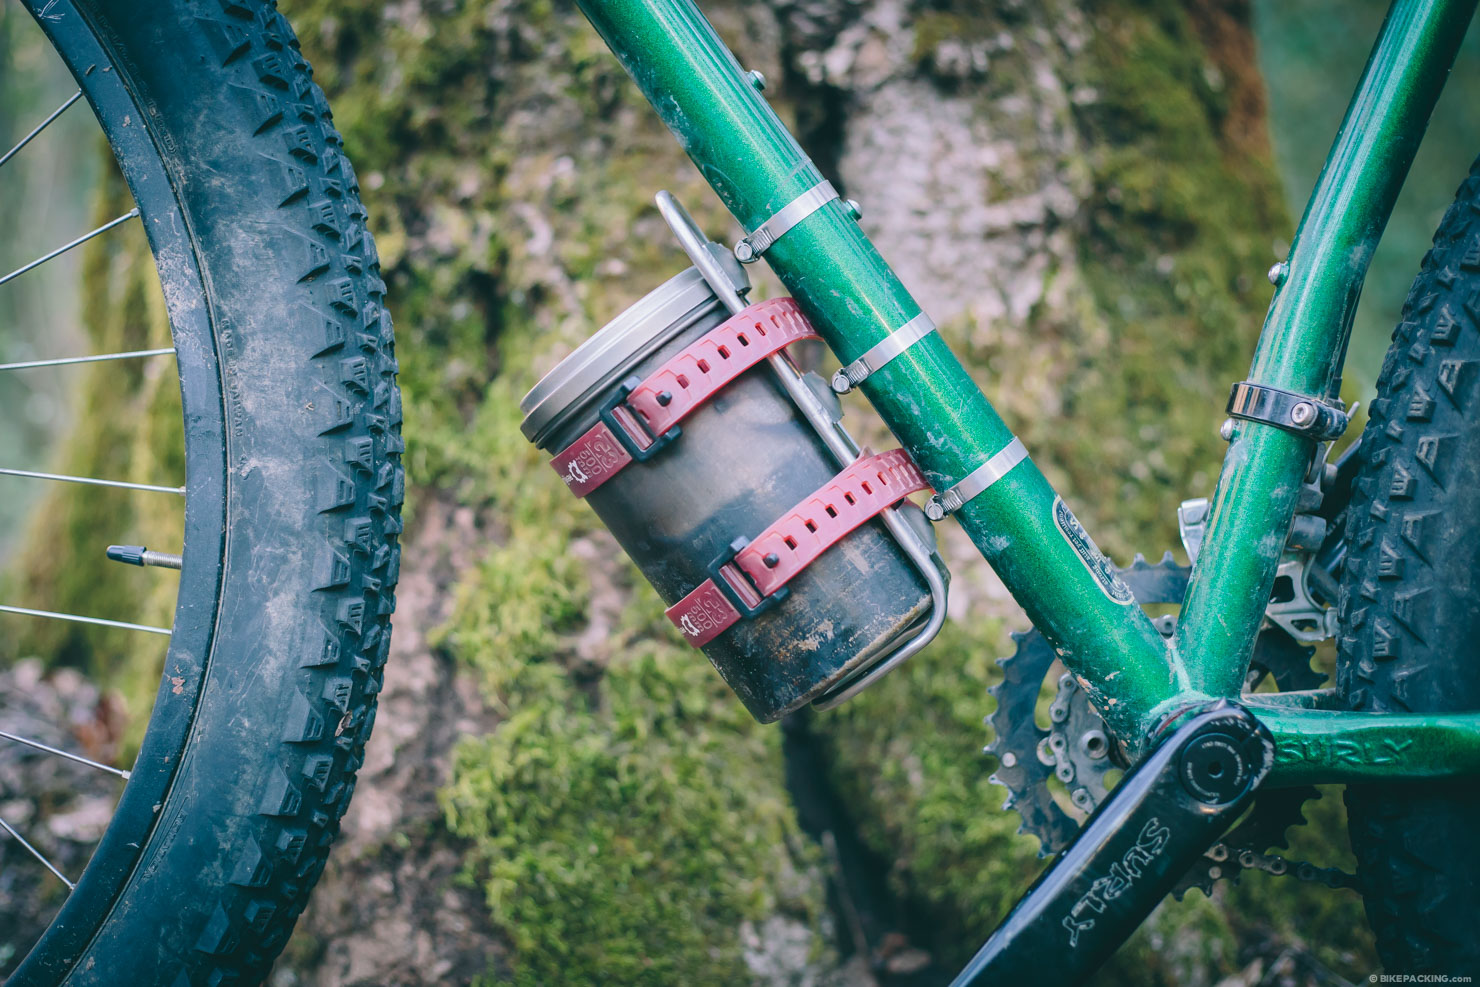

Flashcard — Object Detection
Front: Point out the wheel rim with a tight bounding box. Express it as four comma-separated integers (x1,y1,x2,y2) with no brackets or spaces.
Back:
2,1,227,979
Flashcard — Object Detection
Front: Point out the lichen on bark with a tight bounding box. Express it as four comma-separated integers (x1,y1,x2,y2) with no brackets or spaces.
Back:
9,0,1378,981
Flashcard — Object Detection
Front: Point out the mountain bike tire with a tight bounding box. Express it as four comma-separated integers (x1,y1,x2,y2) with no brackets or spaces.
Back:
11,1,401,983
1337,155,1480,975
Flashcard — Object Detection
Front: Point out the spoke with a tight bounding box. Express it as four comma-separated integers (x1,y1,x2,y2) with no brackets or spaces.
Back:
0,815,74,890
0,208,140,288
0,730,131,781
0,468,183,495
0,347,174,372
0,604,171,636
0,90,83,170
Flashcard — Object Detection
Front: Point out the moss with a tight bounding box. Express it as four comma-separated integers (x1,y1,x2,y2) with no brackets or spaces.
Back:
286,2,828,979
809,0,1373,982
2,148,179,745
441,640,825,985
816,618,1036,954
909,8,1003,65
12,0,1378,980
421,304,826,980
1053,0,1290,558
1061,17,1379,970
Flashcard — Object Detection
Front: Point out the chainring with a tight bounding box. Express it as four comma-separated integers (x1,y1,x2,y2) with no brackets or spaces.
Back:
986,552,1335,893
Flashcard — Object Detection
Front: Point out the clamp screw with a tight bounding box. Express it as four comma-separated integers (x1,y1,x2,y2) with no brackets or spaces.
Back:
845,199,862,220
1290,401,1317,427
656,391,673,407
746,69,767,91
733,239,756,264
762,552,780,568
924,497,946,522
1267,261,1288,286
1219,417,1236,442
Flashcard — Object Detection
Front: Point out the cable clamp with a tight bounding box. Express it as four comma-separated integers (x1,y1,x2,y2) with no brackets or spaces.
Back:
830,312,937,394
1225,382,1348,441
924,437,1029,521
734,181,840,263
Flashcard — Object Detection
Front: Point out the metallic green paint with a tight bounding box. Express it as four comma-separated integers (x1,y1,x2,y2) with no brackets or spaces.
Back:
1242,689,1343,711
1172,0,1478,701
1259,708,1480,787
575,0,1179,739
578,0,1480,775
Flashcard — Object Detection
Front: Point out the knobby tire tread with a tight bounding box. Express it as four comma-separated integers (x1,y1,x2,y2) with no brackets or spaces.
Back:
31,2,404,983
1337,156,1480,976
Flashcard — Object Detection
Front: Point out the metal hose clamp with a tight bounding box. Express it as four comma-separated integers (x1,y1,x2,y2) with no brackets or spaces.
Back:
734,181,839,263
924,437,1030,521
830,312,937,394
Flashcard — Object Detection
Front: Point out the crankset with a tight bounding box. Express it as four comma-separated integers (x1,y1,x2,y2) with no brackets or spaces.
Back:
953,703,1274,985
989,431,1366,895
988,554,1335,893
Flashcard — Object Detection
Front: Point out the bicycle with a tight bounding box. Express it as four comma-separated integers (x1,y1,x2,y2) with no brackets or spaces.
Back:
2,0,1478,983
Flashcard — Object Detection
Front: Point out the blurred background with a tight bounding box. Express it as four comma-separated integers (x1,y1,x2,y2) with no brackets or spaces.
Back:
1,0,1477,983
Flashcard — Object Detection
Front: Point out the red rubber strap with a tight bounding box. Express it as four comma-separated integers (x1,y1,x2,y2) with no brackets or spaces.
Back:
550,297,820,498
666,449,931,647
550,419,634,498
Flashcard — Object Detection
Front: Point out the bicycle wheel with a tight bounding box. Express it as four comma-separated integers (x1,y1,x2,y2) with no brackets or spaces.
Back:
1,1,400,983
1337,155,1480,974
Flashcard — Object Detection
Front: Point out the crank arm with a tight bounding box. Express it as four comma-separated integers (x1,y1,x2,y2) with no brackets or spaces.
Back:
952,702,1274,986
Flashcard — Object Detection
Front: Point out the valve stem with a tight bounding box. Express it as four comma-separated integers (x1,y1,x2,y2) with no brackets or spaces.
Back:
106,545,182,570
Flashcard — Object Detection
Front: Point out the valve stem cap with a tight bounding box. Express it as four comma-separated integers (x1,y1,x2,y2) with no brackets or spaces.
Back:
107,545,147,567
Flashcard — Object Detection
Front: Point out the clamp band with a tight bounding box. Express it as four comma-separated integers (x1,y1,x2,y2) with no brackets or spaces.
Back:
666,449,931,647
549,297,820,497
1226,381,1348,441
734,181,839,263
924,437,1029,521
830,312,936,394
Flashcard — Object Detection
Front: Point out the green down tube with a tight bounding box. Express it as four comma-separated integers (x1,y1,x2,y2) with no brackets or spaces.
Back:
575,0,1182,741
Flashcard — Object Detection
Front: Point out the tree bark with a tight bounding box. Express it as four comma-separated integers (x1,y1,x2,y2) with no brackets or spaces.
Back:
19,0,1378,982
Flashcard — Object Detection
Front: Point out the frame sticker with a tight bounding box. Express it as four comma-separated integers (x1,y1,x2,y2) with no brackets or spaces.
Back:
1054,497,1134,605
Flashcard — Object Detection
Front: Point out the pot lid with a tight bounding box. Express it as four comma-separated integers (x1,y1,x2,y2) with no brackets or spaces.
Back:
519,244,747,446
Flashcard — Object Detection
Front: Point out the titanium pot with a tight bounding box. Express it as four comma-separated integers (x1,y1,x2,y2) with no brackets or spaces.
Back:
520,255,933,722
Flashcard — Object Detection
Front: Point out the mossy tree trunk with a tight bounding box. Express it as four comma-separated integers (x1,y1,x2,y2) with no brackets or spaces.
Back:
17,0,1376,982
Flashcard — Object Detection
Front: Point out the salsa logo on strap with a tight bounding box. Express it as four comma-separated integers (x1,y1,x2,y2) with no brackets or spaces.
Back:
1053,497,1134,605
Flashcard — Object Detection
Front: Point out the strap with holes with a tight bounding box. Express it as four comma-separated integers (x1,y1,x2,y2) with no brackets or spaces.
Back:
666,449,930,647
549,297,820,497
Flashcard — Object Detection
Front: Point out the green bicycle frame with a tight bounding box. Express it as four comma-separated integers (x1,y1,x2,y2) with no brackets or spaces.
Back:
575,0,1480,785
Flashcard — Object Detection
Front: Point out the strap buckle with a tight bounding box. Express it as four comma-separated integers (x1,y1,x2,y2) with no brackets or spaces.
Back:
707,536,791,618
1225,381,1348,441
598,374,681,462
550,297,823,498
666,449,931,647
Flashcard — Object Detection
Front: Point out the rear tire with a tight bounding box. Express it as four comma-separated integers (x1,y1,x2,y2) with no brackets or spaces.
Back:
1337,157,1480,975
12,1,402,983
